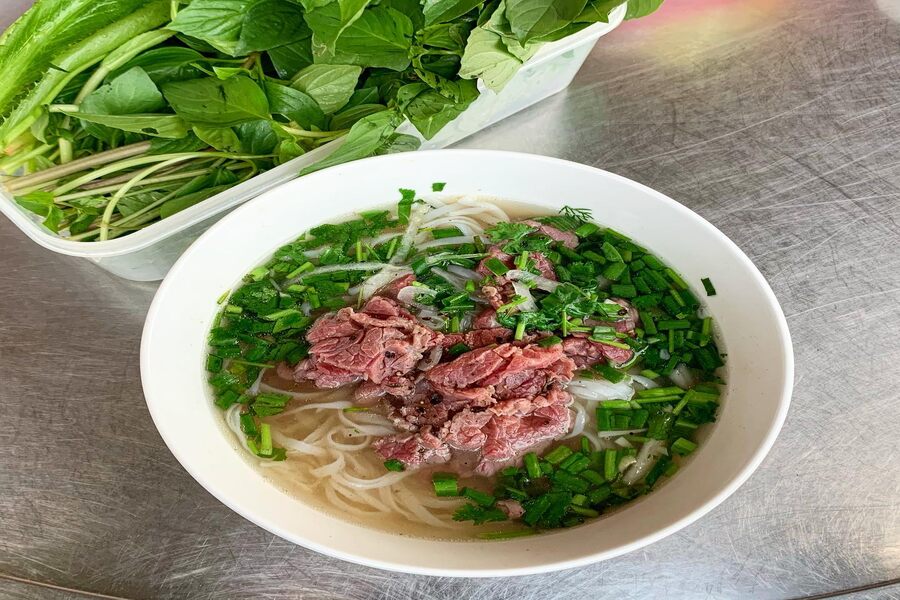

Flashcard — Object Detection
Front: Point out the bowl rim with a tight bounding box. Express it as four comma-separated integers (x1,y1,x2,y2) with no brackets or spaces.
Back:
141,149,794,577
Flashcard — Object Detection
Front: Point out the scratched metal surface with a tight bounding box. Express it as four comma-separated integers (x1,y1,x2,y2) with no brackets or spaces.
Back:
2,1,900,599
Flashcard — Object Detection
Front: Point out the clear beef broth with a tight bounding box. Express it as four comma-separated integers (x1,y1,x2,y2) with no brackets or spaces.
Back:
213,194,725,540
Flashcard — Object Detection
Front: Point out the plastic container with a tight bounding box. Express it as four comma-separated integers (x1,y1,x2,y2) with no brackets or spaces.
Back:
0,5,626,281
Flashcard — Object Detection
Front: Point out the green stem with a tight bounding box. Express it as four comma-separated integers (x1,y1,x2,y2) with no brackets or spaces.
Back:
55,165,237,202
4,141,152,192
58,138,73,164
73,29,175,105
0,143,53,175
54,151,269,196
99,155,197,240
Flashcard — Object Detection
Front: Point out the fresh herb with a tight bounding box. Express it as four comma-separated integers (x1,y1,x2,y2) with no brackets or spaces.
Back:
1,0,660,240
384,459,406,472
701,277,717,296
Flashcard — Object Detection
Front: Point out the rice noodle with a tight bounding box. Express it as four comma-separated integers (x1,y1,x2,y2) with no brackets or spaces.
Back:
505,269,559,292
431,267,467,290
416,235,478,251
396,285,437,308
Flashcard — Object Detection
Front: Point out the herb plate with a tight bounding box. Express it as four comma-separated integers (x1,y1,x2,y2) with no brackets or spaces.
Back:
1,5,626,282
141,149,793,576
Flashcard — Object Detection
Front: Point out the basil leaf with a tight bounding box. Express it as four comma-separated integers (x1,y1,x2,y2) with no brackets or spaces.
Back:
193,125,243,152
110,47,205,85
15,191,65,232
291,64,362,113
625,0,663,19
313,7,413,71
83,67,165,115
423,0,483,26
506,0,587,43
268,38,314,79
381,0,425,29
303,0,371,53
265,82,327,129
162,76,270,126
300,109,399,175
168,0,256,55
236,0,310,54
459,26,524,92
576,0,622,22
375,133,421,155
234,120,280,154
398,80,478,140
330,103,387,130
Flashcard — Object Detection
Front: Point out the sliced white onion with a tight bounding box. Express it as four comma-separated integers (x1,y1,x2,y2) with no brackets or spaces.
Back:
357,265,413,300
505,269,559,292
431,267,466,290
630,374,659,390
562,402,587,439
391,204,426,264
618,455,637,473
418,309,446,329
622,439,667,485
447,264,481,281
300,301,311,316
511,281,539,312
614,437,632,448
669,363,698,389
396,285,437,307
568,377,635,401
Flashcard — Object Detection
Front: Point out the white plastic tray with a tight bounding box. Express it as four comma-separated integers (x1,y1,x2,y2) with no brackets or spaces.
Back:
0,5,626,281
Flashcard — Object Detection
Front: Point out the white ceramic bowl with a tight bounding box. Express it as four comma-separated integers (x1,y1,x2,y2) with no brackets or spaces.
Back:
141,150,793,576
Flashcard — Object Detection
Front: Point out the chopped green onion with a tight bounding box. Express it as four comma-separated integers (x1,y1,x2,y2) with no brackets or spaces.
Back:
342,407,369,413
258,423,273,456
497,295,527,313
602,261,627,281
538,335,562,347
671,437,698,456
570,505,599,518
582,250,606,264
701,277,717,296
432,182,446,191
216,290,229,304
206,355,223,372
602,242,623,262
465,279,476,292
593,363,626,383
524,452,541,478
448,342,470,356
588,485,612,504
248,266,269,281
384,459,405,472
239,413,258,437
657,319,691,330
610,284,637,298
603,449,618,481
462,487,495,507
599,400,632,409
665,268,688,290
431,226,463,239
575,222,600,237
515,251,529,270
477,529,539,540
514,318,526,341
544,445,573,465
432,472,459,496
449,315,460,333
484,257,509,276
640,369,660,379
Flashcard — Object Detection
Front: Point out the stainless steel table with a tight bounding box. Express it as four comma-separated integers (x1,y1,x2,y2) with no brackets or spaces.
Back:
2,1,899,598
